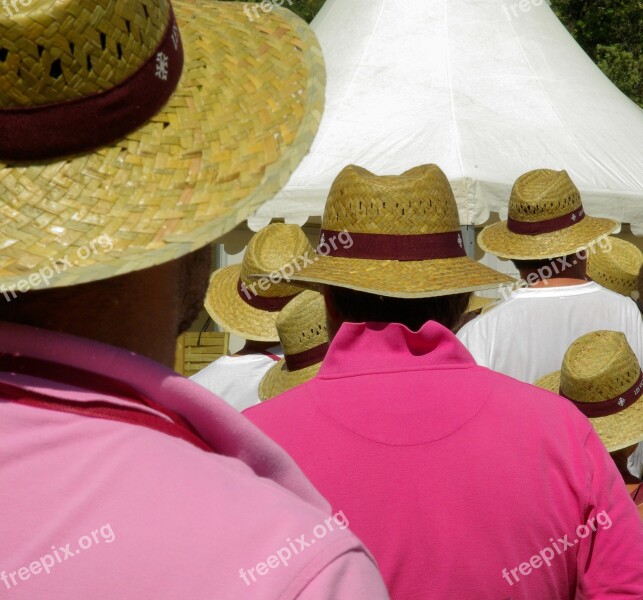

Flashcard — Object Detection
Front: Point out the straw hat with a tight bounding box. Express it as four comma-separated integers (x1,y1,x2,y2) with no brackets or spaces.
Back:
535,331,643,452
205,224,314,342
466,294,498,314
587,237,643,297
0,0,325,289
479,170,617,260
282,165,513,298
259,290,328,401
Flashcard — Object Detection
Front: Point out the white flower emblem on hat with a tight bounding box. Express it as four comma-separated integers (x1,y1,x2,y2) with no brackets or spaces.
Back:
155,52,169,81
571,213,577,221
617,397,626,407
457,234,463,248
319,233,326,246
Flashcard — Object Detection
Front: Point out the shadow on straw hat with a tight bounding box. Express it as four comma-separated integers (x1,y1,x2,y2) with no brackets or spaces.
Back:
587,237,643,296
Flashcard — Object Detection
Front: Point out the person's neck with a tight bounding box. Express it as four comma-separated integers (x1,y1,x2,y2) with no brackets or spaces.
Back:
235,340,278,356
529,277,588,289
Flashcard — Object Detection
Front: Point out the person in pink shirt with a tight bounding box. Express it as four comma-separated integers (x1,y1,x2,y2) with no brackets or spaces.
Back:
244,164,643,599
0,1,388,598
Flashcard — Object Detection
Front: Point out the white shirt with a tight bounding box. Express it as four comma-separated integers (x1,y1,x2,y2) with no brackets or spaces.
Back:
190,346,283,411
457,282,643,384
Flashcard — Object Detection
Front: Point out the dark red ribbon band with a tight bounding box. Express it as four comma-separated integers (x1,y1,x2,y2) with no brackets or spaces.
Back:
561,370,643,418
507,206,585,236
237,279,297,312
319,229,467,261
0,9,183,161
284,342,329,372
0,353,213,452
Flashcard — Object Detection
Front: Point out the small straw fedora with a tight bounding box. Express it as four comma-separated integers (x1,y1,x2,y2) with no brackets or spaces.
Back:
535,331,643,452
479,170,617,260
587,237,643,297
258,290,328,401
466,294,498,314
0,0,325,289
205,224,314,342
285,165,513,298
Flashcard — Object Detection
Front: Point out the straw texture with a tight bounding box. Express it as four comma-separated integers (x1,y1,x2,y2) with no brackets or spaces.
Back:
0,0,326,289
288,165,513,297
587,237,643,296
479,170,617,260
535,331,643,452
259,290,328,401
205,224,314,342
466,294,498,313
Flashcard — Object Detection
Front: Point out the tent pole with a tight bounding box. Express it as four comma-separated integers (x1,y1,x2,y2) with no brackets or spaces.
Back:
461,225,476,258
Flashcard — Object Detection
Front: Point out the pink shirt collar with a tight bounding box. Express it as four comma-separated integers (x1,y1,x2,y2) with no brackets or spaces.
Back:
319,320,476,379
0,322,327,510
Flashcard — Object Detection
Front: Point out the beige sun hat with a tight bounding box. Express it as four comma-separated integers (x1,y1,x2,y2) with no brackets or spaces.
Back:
258,290,328,401
535,331,643,452
587,237,643,297
478,170,617,260
0,0,325,290
466,294,499,314
282,164,513,298
205,223,314,342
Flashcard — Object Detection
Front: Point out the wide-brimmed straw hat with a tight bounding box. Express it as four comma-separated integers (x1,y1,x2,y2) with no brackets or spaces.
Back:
0,0,325,290
587,237,643,297
479,170,617,260
205,224,314,342
283,165,513,298
258,290,328,401
535,331,643,452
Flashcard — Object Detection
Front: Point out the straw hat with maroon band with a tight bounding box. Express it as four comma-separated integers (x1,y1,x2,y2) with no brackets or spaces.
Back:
478,170,617,260
0,0,325,289
535,331,643,452
284,164,513,298
205,224,315,342
587,237,643,297
259,290,328,401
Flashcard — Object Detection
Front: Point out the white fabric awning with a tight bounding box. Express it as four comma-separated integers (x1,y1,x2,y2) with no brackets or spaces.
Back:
248,0,643,233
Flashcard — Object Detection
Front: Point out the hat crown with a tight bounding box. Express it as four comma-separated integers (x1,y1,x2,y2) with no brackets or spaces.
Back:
508,169,581,224
276,290,328,356
0,0,170,108
241,224,314,298
560,331,642,403
587,237,643,296
322,164,461,235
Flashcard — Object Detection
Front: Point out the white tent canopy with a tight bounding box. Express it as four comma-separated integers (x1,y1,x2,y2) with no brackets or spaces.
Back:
248,0,643,233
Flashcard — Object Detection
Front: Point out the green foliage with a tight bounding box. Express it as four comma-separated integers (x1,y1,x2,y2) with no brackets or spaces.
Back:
550,0,643,107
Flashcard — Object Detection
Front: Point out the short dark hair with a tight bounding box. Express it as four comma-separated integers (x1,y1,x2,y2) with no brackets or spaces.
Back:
325,286,471,332
511,258,554,271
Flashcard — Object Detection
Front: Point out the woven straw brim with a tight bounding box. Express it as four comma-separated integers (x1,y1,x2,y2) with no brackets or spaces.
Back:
0,1,325,289
258,359,322,401
466,295,498,313
478,217,617,260
204,265,285,342
287,256,514,298
535,371,643,452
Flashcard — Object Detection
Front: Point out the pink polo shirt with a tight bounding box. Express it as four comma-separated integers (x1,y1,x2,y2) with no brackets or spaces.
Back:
0,323,389,600
245,321,643,599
